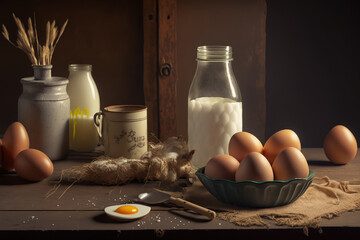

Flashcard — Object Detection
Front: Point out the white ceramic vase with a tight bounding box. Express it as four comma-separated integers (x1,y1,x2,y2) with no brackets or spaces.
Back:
18,65,70,161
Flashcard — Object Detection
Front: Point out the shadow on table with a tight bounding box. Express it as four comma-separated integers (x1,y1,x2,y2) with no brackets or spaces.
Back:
307,159,336,166
0,172,34,185
169,209,214,222
93,213,117,223
93,210,212,224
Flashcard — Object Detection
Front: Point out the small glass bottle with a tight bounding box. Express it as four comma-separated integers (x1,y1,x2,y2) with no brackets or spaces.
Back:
188,46,243,168
67,64,100,152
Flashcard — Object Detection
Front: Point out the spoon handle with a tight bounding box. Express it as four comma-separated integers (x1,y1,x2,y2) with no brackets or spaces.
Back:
169,196,216,220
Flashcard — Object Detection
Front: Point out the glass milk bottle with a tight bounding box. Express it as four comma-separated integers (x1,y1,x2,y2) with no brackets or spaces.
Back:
188,46,243,169
67,64,100,152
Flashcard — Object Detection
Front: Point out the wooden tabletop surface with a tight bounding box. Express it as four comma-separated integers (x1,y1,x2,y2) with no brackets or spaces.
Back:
1,148,360,239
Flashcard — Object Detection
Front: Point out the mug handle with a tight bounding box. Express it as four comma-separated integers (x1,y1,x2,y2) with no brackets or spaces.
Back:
94,112,104,139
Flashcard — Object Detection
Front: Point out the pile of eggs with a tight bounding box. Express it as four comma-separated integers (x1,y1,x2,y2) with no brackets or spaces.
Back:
0,122,54,181
205,125,358,182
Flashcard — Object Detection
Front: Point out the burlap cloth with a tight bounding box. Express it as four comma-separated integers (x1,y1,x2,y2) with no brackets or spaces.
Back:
184,175,360,230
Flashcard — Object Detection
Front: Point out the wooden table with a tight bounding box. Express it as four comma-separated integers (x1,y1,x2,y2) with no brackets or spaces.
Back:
1,148,360,239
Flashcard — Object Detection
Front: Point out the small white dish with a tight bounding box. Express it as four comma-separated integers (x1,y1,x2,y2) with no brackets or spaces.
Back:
104,204,151,222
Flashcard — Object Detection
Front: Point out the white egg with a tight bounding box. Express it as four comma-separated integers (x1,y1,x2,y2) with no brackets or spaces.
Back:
104,204,151,221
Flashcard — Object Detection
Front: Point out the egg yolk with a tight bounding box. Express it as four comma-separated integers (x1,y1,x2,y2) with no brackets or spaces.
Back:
115,205,139,215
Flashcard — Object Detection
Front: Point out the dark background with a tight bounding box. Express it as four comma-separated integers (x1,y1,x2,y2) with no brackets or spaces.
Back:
265,0,360,147
0,0,144,134
0,0,359,147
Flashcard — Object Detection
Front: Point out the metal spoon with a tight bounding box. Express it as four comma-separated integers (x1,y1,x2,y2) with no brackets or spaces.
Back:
138,191,216,220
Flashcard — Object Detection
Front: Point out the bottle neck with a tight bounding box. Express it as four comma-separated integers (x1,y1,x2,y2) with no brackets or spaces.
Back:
190,60,240,101
195,61,234,79
195,45,234,80
33,65,52,80
68,64,93,81
196,60,233,66
69,70,93,80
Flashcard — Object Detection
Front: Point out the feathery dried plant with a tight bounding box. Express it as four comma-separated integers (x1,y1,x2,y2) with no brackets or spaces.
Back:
1,13,68,65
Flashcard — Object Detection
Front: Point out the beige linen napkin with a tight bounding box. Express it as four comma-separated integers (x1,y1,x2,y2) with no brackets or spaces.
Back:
184,176,360,229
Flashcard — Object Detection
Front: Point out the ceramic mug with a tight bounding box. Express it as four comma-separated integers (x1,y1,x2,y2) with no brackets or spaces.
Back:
94,105,148,158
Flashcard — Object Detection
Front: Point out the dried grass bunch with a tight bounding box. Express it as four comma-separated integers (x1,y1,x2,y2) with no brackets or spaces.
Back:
1,13,68,65
46,137,195,199
53,137,195,188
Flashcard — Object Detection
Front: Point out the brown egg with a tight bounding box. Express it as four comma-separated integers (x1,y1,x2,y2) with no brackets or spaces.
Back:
324,125,357,164
2,122,30,171
272,147,309,181
205,154,240,181
229,132,263,163
263,129,301,165
14,149,53,181
235,152,274,182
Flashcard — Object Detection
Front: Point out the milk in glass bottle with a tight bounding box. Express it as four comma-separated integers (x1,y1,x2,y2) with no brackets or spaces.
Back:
188,46,243,169
67,64,100,152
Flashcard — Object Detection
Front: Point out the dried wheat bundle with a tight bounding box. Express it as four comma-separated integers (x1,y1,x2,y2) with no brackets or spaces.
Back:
1,13,68,65
57,137,195,186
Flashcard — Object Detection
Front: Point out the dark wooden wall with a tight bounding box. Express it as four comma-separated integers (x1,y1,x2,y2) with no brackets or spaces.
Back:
0,0,144,134
2,0,358,148
266,0,360,147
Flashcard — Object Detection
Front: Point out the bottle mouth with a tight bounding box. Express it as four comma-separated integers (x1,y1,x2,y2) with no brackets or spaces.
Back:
196,46,233,61
69,64,92,71
32,65,53,80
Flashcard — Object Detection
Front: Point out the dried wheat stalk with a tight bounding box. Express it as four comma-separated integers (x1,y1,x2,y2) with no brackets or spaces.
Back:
1,13,68,65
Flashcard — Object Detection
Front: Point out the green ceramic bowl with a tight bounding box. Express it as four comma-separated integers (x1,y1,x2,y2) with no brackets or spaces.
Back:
195,167,314,208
